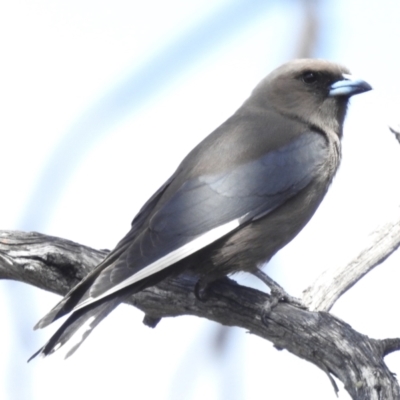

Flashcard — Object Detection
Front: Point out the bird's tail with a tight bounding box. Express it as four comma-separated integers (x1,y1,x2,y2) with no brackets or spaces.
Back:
29,292,130,360
29,265,180,360
33,245,129,330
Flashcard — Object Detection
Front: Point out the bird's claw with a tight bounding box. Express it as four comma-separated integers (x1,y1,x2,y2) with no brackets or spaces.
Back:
256,274,306,325
252,268,305,308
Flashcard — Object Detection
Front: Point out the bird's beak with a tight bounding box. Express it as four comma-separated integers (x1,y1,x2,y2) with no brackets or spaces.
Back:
329,74,372,97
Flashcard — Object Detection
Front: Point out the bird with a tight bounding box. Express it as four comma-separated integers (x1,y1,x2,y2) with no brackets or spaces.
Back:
30,59,372,359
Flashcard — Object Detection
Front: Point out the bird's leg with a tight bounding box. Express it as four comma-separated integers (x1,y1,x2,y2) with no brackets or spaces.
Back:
252,269,306,317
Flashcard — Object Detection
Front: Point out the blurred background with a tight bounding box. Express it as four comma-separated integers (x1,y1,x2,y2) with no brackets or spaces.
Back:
1,0,400,399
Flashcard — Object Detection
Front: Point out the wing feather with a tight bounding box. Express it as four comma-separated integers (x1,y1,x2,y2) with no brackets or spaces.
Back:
75,131,328,307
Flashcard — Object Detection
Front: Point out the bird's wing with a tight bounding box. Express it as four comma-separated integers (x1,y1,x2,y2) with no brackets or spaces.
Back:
74,130,329,309
31,130,329,358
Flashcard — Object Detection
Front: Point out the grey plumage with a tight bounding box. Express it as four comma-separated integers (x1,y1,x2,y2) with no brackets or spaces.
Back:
30,59,372,359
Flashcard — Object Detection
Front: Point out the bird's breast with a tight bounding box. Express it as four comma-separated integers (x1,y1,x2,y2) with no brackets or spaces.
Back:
199,132,341,280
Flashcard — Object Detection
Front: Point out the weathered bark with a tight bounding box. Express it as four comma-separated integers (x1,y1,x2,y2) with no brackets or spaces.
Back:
1,229,400,399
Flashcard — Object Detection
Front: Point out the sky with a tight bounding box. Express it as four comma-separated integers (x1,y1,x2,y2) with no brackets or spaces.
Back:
1,0,400,399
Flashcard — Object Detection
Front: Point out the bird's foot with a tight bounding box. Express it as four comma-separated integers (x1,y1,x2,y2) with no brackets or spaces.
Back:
194,277,233,301
251,268,306,323
262,286,304,314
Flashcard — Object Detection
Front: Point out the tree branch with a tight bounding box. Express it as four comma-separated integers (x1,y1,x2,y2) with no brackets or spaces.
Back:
302,204,400,311
1,229,400,399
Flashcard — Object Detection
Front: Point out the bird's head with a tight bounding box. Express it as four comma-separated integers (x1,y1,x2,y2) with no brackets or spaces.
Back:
250,59,372,137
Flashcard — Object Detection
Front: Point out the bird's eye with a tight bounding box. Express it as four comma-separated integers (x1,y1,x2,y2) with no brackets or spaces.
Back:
301,72,318,84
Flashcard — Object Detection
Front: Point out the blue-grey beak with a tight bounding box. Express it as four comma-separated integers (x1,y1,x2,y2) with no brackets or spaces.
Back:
329,74,372,97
